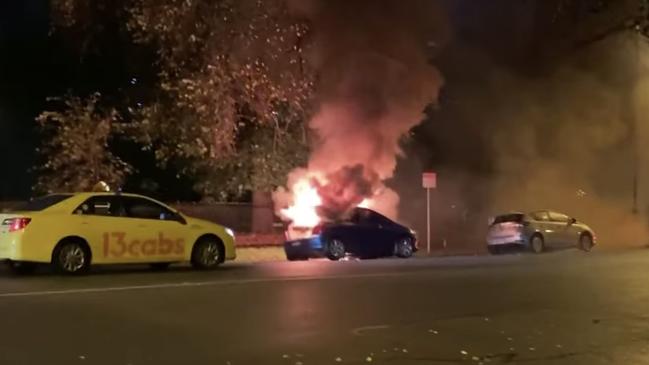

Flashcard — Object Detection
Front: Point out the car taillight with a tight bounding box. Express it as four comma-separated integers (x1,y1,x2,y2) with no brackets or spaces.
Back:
312,224,323,235
3,218,31,232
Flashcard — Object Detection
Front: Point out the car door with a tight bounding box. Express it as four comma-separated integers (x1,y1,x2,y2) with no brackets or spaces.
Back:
370,212,402,256
121,196,189,263
547,211,573,247
351,210,396,257
529,211,553,241
72,195,136,264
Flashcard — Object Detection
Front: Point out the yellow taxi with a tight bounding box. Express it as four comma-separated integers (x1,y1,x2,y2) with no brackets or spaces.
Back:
0,192,236,274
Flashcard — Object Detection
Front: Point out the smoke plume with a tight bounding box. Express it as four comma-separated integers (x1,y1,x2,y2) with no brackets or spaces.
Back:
275,0,447,221
399,30,649,250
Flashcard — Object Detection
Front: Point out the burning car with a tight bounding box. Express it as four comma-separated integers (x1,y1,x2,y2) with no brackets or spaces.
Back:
486,210,596,254
284,207,417,261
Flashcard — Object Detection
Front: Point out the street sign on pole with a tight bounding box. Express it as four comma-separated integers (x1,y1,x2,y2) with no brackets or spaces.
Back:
422,172,437,189
422,172,437,254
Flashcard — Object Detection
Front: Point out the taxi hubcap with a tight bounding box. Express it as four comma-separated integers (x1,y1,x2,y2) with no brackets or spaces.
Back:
201,243,220,266
60,245,85,272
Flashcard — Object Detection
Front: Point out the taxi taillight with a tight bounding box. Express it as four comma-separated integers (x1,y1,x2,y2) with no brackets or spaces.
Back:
3,218,32,232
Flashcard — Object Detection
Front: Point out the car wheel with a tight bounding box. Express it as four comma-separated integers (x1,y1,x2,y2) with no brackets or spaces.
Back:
579,234,594,252
487,245,500,255
150,262,172,271
52,240,91,275
530,235,545,254
325,238,346,261
8,261,37,275
394,238,414,258
191,237,224,270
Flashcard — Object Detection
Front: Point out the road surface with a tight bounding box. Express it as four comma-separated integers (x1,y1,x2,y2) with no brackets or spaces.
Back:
0,249,648,364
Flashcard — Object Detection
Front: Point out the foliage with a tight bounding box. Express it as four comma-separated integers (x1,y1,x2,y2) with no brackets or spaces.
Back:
553,0,649,45
196,122,309,201
35,93,132,193
49,0,315,199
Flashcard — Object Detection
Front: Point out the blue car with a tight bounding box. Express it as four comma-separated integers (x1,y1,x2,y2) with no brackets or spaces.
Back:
284,207,417,261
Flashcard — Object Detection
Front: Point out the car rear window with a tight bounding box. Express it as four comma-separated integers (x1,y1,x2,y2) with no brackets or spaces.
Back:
14,194,73,212
492,213,524,224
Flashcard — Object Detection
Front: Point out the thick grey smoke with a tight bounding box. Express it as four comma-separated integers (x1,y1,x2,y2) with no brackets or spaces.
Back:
275,0,447,221
397,30,649,250
483,34,649,248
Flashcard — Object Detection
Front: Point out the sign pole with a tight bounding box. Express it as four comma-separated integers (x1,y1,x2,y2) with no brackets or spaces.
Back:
422,171,436,256
427,187,431,254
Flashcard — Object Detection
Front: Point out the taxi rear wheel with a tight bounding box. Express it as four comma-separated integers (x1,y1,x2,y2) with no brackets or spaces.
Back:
191,237,224,270
52,239,91,275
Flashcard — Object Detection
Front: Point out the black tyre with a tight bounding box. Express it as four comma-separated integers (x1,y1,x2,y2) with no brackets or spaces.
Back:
579,233,594,252
487,245,500,255
191,237,224,270
325,238,346,261
530,234,545,254
52,239,91,275
8,261,38,275
150,262,172,271
394,237,414,258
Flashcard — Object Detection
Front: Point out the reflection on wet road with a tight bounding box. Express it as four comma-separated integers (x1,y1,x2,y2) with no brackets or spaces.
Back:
0,250,648,364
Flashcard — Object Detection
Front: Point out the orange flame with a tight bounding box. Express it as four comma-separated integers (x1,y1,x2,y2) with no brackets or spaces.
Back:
279,177,322,228
280,175,375,229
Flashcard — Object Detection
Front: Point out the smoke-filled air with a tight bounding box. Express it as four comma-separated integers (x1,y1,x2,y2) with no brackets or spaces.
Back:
273,0,446,230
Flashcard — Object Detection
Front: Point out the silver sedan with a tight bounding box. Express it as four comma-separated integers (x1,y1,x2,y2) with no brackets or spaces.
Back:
486,210,596,254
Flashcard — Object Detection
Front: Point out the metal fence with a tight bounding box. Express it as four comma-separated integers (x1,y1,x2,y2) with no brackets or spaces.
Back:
173,202,279,233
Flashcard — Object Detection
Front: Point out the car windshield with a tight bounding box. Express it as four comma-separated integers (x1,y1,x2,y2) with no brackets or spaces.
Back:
12,194,73,212
492,213,524,224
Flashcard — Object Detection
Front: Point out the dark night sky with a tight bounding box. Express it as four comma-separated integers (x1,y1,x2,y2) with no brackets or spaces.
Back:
0,1,51,199
0,0,161,200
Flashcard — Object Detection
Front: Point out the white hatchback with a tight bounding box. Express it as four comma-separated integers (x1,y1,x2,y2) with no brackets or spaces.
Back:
486,211,595,254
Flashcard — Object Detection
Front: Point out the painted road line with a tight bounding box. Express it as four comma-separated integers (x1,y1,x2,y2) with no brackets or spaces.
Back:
0,271,420,299
351,325,391,336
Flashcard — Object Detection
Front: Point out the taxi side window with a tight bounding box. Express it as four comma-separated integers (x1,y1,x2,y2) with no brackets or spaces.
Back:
123,197,176,221
74,196,123,217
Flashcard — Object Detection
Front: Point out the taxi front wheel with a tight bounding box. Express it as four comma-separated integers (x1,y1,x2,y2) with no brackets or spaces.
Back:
191,237,224,270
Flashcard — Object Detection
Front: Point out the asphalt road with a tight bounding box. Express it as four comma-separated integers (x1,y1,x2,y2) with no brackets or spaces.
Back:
1,249,649,365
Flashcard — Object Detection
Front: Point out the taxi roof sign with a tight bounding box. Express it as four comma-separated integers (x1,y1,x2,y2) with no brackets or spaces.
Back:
92,181,111,192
